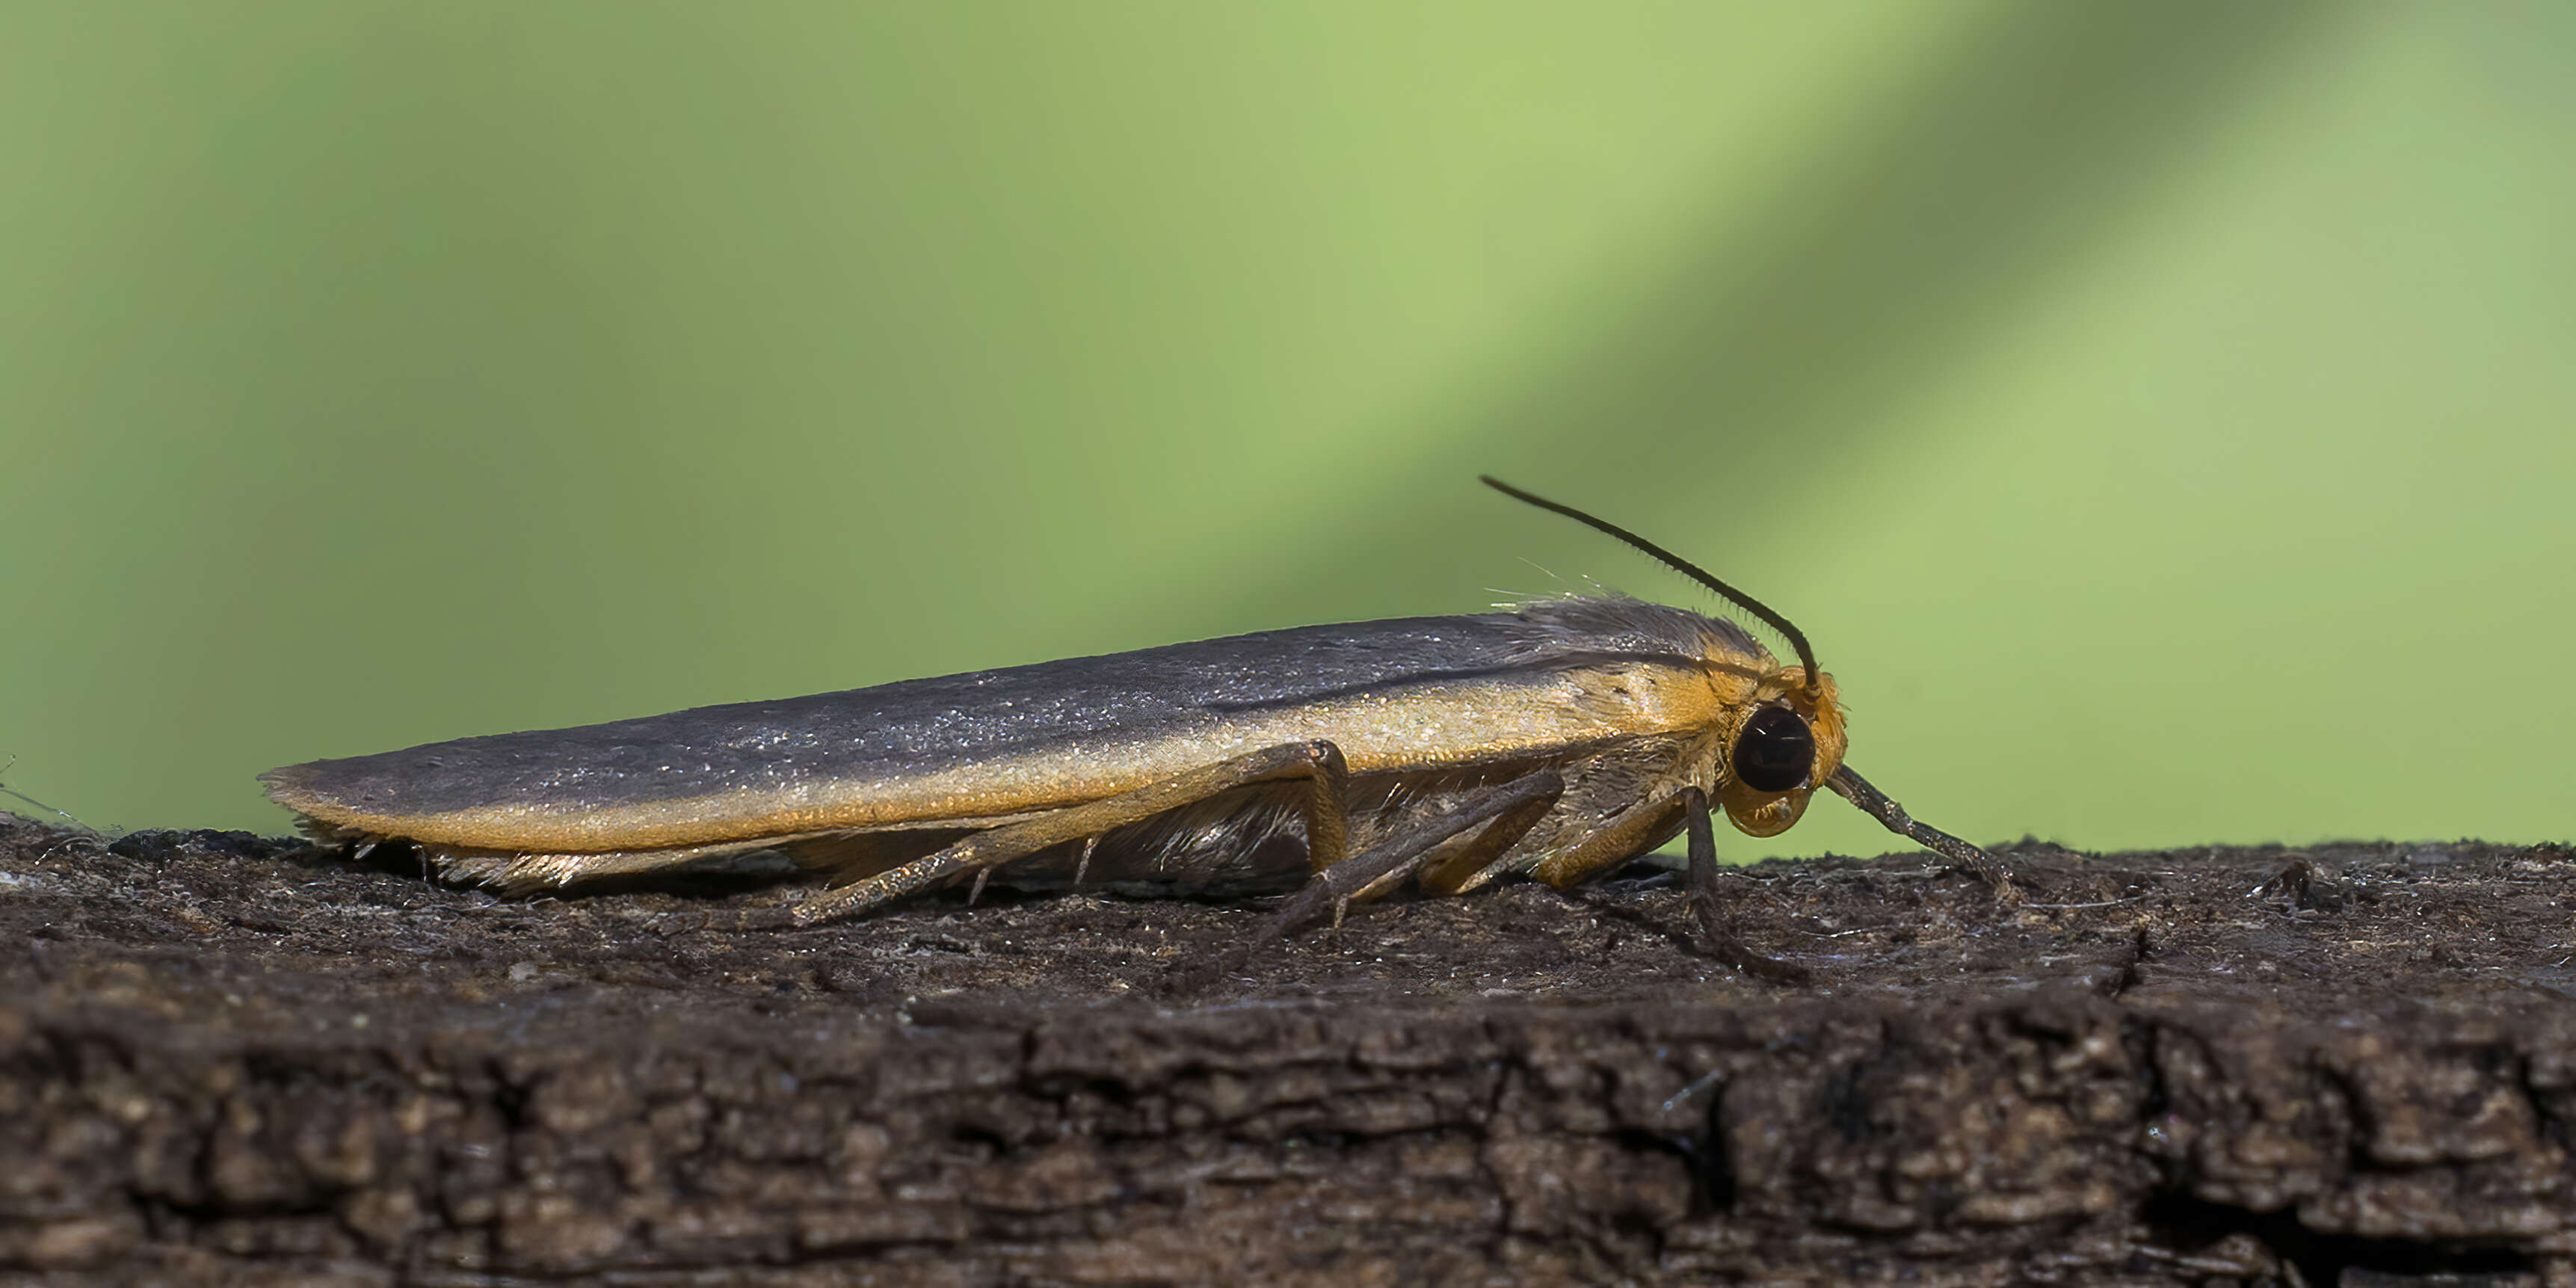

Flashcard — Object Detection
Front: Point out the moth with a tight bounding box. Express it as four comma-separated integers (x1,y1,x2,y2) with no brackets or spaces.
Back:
264,478,2002,963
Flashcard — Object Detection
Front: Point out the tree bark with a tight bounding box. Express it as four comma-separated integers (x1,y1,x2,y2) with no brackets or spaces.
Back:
5,816,2573,1286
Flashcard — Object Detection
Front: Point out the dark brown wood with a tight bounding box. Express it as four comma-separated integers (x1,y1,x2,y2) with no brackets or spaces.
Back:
6,813,2575,1286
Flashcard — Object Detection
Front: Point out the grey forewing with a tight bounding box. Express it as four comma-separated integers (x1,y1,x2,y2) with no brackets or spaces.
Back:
276,598,1761,817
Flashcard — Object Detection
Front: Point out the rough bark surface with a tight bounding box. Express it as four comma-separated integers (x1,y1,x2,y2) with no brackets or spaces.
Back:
4,813,2575,1287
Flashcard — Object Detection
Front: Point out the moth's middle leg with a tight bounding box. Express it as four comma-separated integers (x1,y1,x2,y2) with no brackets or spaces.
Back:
1263,768,1566,937
1530,786,1808,982
791,740,1351,925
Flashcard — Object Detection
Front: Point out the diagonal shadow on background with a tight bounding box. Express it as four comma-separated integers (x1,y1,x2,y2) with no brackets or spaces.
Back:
1176,0,2340,632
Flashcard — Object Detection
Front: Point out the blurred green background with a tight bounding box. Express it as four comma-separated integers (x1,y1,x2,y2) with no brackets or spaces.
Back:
3,1,2570,861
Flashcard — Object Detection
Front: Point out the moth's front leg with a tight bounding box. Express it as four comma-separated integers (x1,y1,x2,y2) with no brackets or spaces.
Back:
791,740,1351,925
1828,764,2017,901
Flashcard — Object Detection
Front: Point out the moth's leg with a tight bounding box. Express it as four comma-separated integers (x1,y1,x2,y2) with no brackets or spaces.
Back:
1265,768,1565,937
1414,773,1569,896
792,740,1350,925
1526,787,1808,980
772,829,970,887
1526,792,1689,889
1679,787,1808,984
1827,764,2016,901
431,836,824,894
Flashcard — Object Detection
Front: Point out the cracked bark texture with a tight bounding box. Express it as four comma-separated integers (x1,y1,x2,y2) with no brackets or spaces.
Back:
4,814,2575,1287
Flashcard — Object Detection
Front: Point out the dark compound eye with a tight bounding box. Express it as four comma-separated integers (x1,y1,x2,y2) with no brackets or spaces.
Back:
1732,706,1814,794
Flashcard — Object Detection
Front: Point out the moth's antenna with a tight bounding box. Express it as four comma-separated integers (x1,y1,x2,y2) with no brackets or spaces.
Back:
1480,475,1820,678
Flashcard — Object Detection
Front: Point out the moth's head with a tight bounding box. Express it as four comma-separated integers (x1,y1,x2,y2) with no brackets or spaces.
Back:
1718,667,1847,837
1476,475,1852,838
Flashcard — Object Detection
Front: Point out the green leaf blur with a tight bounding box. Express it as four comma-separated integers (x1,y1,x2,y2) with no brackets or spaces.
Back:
3,1,2569,858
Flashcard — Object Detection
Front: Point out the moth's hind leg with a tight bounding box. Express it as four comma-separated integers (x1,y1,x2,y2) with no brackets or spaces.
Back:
790,740,1352,925
773,829,974,887
423,836,826,894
